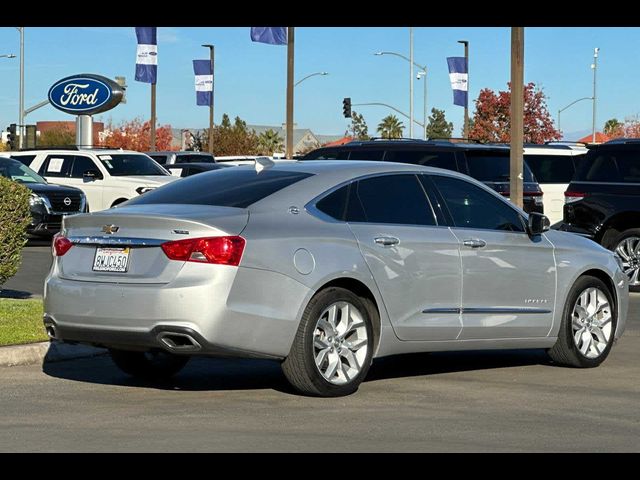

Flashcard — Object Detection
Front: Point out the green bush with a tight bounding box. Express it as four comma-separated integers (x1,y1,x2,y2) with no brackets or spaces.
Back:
0,177,32,287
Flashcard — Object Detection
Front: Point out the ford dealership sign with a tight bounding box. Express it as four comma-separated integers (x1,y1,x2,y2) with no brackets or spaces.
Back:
48,74,123,115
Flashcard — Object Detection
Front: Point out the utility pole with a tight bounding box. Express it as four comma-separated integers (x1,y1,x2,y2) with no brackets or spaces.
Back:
458,40,469,139
285,27,295,159
510,28,524,210
409,27,414,138
202,44,215,154
18,27,24,150
592,47,599,143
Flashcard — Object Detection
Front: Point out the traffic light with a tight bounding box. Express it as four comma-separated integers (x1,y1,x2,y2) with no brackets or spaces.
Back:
6,123,16,150
342,97,352,118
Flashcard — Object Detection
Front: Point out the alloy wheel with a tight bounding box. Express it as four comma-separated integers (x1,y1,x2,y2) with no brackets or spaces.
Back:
571,287,613,359
615,235,640,286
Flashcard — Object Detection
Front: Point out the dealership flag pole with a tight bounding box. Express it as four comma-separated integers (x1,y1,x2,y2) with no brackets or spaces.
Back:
135,27,158,151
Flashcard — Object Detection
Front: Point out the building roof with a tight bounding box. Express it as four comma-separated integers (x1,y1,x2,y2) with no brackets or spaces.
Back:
577,132,610,144
322,136,353,147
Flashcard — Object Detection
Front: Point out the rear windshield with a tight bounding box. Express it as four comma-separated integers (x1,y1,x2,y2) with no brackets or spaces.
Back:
465,151,535,183
175,154,215,164
525,154,584,184
98,154,169,176
574,148,640,183
126,168,313,208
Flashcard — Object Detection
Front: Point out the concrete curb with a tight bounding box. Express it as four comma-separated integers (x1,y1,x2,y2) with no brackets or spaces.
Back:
0,341,106,367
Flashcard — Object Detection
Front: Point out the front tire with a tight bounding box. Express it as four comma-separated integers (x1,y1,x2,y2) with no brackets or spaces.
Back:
282,287,375,397
548,276,616,368
109,349,189,380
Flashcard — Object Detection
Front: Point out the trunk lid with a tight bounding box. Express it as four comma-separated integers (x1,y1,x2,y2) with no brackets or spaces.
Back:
58,204,248,284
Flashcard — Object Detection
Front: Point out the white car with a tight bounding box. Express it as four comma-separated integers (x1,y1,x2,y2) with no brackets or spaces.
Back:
524,143,588,225
215,155,295,166
10,149,177,212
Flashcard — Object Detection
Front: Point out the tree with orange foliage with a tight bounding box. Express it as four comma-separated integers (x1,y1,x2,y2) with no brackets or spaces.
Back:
606,116,640,139
469,82,561,144
100,118,175,151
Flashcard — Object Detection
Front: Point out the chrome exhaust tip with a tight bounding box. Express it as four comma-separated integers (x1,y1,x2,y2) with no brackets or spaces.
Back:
157,332,201,352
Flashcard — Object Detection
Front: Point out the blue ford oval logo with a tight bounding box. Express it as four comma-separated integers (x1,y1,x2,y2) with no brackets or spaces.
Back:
48,74,124,116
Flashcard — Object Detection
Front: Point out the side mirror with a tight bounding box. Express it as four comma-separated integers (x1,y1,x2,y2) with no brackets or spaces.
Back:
528,212,550,236
83,169,103,181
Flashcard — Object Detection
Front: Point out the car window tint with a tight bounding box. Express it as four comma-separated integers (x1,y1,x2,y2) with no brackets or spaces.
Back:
349,174,436,225
303,148,344,160
41,155,73,177
126,169,313,208
10,155,36,167
70,156,98,178
465,150,535,183
614,151,640,182
176,154,215,164
574,151,620,182
348,150,385,161
316,185,349,220
431,175,525,232
149,155,168,165
524,154,578,184
385,150,457,170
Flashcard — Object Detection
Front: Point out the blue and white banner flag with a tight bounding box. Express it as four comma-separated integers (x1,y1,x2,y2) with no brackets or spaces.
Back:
135,27,157,83
193,60,213,106
250,27,287,45
446,57,468,107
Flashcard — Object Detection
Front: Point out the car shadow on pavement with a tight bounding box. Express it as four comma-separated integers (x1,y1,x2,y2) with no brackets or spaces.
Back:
43,348,552,395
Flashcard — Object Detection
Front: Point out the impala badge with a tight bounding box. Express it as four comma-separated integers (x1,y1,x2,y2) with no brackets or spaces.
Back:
101,224,119,235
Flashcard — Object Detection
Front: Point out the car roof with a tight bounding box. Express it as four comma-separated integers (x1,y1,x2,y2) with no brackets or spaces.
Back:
316,139,510,151
14,148,139,155
147,151,214,155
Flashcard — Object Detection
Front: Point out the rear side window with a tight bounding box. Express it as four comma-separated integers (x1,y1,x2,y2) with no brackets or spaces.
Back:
384,150,457,171
175,154,215,164
303,148,348,160
525,154,580,184
10,155,36,167
575,149,640,183
40,155,73,177
349,174,435,225
126,169,313,208
465,151,535,183
348,150,385,161
316,185,349,220
149,155,168,165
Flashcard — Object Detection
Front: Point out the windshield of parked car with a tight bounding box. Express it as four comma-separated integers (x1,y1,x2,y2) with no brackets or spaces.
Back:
98,154,169,176
466,151,536,183
0,158,46,184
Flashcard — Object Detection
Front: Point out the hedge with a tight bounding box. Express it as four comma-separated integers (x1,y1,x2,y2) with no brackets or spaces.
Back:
0,176,32,287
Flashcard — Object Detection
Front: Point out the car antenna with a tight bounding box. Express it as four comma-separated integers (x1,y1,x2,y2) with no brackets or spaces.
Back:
255,156,275,173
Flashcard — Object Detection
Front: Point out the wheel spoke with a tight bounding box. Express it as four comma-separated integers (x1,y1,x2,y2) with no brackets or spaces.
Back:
630,268,640,286
574,327,586,345
315,347,330,368
340,362,351,382
592,326,608,345
579,331,592,355
327,304,338,331
314,336,330,350
341,346,361,371
324,354,340,380
345,337,368,351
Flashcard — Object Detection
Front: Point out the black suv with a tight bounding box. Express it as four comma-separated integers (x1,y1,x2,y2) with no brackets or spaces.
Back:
301,139,543,214
0,156,86,236
561,138,640,290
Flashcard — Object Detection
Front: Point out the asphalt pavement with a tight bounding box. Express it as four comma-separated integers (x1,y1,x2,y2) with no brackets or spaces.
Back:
1,238,51,298
0,295,638,452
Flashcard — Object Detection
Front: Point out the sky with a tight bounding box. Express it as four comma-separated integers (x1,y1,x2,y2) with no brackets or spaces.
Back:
0,26,638,140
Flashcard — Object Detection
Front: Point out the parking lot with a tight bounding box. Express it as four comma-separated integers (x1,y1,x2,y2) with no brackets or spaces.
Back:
0,241,638,452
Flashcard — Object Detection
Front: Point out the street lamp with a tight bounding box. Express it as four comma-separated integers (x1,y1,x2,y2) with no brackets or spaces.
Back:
0,54,16,59
15,27,24,150
374,51,428,139
592,47,599,143
558,97,592,133
201,44,214,154
294,71,328,87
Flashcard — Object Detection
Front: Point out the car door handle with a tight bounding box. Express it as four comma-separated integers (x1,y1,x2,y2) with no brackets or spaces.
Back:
374,236,400,247
463,238,487,248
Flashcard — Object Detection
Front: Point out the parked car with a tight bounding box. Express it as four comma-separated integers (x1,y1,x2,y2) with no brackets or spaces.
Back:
0,156,86,236
524,143,587,225
146,151,216,166
215,155,296,166
166,162,232,178
301,139,544,214
560,138,640,290
44,161,627,397
10,148,177,211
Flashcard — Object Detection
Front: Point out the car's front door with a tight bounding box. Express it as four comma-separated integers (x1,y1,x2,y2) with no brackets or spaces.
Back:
428,174,556,340
345,173,462,341
69,155,104,211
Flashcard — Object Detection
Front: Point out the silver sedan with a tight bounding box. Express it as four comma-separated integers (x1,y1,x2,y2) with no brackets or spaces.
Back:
44,161,628,397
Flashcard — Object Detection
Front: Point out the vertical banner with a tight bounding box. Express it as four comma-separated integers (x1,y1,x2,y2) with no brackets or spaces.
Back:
446,56,468,107
250,27,287,45
135,27,157,83
193,60,213,106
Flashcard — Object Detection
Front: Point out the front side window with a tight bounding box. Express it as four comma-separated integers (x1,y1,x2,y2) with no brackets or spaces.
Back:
431,175,525,232
70,156,99,178
98,154,169,176
126,169,313,208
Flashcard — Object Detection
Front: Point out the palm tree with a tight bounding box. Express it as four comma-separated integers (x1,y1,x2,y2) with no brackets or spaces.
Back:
377,115,404,139
257,129,284,155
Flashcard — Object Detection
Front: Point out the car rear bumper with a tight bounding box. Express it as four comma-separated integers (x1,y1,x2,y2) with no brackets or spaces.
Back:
44,263,312,359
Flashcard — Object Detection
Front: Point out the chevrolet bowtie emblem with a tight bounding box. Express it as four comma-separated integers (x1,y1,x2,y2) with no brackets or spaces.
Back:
101,225,120,235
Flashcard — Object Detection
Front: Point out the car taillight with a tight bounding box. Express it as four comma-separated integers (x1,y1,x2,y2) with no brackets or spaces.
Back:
52,234,73,257
565,191,587,204
161,236,245,266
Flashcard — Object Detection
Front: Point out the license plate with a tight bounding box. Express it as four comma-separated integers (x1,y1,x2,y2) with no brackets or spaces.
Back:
92,247,130,273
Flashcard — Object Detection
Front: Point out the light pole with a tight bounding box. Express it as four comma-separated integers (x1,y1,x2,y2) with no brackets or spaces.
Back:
558,97,592,133
0,54,16,59
202,44,215,154
409,27,414,138
15,27,24,150
294,71,328,87
374,52,427,139
592,47,599,143
458,40,469,139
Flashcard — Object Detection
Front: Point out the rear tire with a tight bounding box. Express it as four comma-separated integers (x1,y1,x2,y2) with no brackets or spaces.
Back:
607,228,640,292
282,287,375,397
548,276,617,368
109,349,189,380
